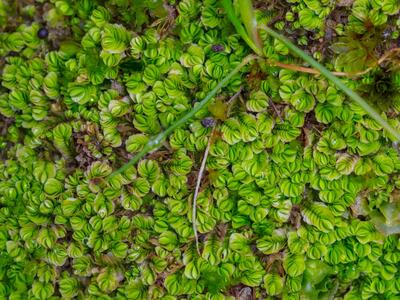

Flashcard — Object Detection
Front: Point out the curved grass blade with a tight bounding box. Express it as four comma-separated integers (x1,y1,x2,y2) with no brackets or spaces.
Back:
238,0,263,53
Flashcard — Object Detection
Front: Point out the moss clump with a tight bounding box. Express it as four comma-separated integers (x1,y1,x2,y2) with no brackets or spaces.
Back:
1,0,400,299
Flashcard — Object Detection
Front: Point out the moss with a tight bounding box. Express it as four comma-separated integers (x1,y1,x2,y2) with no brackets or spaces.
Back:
1,0,400,299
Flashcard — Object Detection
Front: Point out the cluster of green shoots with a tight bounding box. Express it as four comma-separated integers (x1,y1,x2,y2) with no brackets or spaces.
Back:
1,0,400,299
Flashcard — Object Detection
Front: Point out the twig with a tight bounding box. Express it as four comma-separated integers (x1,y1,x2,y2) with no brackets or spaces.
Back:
226,87,243,116
377,47,400,65
192,87,242,254
268,47,400,78
268,99,283,122
271,61,349,76
227,87,243,104
192,128,214,255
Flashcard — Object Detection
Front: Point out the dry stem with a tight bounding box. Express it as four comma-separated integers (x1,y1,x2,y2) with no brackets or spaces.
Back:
192,128,214,254
269,47,400,78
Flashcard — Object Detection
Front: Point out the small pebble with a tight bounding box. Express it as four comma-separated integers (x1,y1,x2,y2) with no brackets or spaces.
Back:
8,51,19,57
211,44,224,52
37,27,49,39
382,28,392,40
201,117,216,128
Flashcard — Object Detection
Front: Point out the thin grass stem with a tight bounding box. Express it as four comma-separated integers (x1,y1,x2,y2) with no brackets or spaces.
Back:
109,55,258,177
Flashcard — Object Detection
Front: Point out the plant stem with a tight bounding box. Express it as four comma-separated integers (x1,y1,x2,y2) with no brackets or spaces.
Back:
270,47,400,78
259,25,400,141
109,55,258,177
271,61,352,77
192,127,214,255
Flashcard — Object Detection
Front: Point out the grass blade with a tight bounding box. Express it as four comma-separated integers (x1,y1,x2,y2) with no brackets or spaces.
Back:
238,0,262,53
109,55,257,177
221,0,263,56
